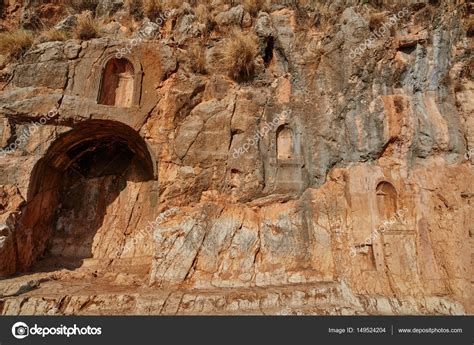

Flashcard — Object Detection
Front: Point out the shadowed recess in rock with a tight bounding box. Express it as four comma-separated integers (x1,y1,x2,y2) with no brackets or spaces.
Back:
98,58,135,108
66,138,134,178
376,181,398,220
15,120,157,273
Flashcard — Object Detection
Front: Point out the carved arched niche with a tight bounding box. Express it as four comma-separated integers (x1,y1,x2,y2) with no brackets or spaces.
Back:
94,55,143,108
376,181,398,220
267,118,306,193
276,126,295,160
98,58,135,107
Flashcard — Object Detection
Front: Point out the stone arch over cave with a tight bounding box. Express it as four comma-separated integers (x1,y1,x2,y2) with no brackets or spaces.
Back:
98,58,136,107
276,125,295,160
16,120,157,272
376,181,398,220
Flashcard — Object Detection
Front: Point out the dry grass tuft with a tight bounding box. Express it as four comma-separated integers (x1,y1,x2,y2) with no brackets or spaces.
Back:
368,13,386,31
189,41,207,74
40,28,69,42
0,30,34,59
74,11,100,40
297,0,318,11
244,0,270,16
195,3,215,35
195,3,209,23
222,30,258,81
144,0,162,21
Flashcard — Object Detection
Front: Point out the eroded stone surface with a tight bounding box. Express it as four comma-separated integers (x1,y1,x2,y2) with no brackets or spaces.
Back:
0,1,472,315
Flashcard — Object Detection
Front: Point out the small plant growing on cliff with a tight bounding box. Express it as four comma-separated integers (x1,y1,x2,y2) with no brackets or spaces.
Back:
368,12,386,31
244,0,270,16
74,11,100,40
223,30,258,81
195,3,215,34
40,28,69,42
189,41,207,74
0,30,34,60
194,3,209,20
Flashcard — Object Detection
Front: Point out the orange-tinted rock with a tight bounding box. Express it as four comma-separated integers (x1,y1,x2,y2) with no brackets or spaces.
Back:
0,1,472,315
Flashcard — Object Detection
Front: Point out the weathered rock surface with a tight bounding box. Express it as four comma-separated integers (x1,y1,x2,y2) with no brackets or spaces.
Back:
0,1,472,315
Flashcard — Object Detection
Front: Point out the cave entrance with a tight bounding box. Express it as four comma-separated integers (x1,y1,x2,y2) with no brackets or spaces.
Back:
18,120,157,272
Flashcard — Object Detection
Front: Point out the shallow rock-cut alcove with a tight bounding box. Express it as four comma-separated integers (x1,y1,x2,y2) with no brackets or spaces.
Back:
16,120,156,273
376,181,398,220
276,126,295,160
98,58,135,108
271,123,306,193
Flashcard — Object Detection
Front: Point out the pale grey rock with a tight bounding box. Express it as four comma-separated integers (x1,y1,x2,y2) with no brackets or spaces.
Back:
63,41,82,59
215,5,244,26
255,12,274,38
0,88,63,116
12,61,68,89
139,19,160,39
54,15,77,31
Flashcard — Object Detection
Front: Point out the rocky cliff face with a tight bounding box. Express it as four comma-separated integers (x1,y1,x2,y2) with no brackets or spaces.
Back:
0,0,472,315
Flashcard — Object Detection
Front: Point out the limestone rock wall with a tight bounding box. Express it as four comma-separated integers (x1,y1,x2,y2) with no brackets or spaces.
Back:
0,0,472,314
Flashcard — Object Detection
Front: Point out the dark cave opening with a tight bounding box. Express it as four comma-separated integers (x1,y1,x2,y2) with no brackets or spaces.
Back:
16,120,157,273
47,137,136,260
66,138,134,179
263,37,274,66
